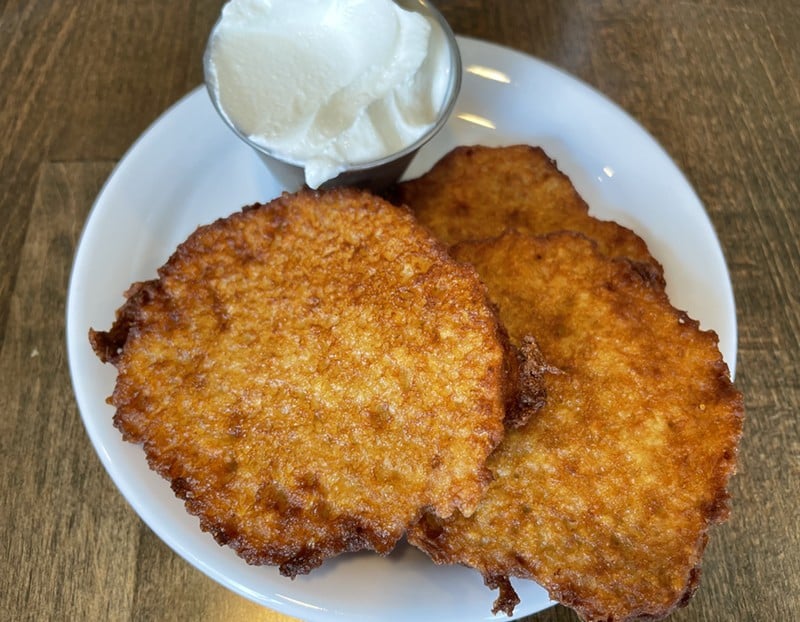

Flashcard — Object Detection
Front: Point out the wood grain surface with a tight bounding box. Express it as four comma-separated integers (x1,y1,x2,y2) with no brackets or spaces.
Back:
1,1,797,621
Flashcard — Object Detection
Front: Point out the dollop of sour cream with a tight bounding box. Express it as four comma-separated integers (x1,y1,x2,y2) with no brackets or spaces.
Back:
205,0,451,188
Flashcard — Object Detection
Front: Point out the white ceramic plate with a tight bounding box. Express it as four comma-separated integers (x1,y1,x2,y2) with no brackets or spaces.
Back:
66,36,737,622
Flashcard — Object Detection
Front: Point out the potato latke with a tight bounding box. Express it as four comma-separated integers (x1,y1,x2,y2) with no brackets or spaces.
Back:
392,144,664,283
90,188,515,576
409,232,743,622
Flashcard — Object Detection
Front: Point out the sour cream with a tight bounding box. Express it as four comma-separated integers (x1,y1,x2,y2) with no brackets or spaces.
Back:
205,0,453,188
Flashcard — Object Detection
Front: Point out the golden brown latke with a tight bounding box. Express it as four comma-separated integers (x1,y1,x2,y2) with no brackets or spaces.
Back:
408,232,743,622
391,144,664,284
89,188,516,576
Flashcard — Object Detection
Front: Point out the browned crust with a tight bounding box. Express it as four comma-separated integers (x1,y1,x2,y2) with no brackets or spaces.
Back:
504,335,560,429
90,187,514,575
89,280,156,365
409,231,743,622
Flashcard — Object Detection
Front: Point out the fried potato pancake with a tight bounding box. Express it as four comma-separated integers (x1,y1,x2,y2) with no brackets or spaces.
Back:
391,144,664,283
409,232,743,622
89,188,515,576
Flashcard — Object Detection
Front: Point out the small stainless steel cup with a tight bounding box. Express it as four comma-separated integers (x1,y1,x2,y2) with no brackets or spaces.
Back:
203,0,461,192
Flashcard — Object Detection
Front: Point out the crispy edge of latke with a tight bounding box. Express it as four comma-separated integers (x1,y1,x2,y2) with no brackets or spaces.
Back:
504,334,561,429
170,469,400,576
89,279,157,366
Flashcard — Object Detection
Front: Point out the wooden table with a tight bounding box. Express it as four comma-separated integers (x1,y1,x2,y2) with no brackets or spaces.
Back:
1,1,797,620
